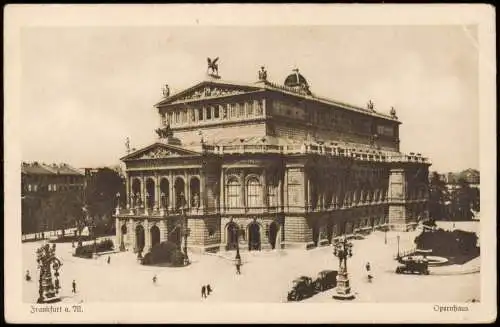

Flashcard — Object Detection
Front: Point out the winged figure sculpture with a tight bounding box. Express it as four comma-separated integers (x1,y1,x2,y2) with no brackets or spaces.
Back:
207,57,219,76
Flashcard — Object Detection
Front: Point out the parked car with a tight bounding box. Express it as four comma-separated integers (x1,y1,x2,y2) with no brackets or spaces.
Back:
287,276,314,301
395,256,429,275
313,270,338,292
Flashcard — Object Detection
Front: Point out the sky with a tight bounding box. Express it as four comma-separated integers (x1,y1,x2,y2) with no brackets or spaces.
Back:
20,25,479,173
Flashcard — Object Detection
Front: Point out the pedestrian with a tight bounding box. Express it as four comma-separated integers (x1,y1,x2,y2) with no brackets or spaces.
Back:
206,284,212,296
25,270,31,282
365,262,371,272
201,285,206,299
72,280,76,293
236,257,242,275
153,275,157,284
107,256,111,264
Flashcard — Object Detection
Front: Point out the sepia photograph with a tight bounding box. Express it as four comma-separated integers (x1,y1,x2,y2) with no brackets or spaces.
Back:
4,4,496,324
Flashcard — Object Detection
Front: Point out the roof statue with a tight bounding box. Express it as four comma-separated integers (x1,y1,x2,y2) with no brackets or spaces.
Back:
258,66,268,81
390,106,397,118
156,120,173,139
367,100,375,111
162,84,170,98
207,57,220,77
125,137,130,154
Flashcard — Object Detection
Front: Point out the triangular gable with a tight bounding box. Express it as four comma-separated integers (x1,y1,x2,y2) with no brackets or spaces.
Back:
120,142,201,161
155,80,262,107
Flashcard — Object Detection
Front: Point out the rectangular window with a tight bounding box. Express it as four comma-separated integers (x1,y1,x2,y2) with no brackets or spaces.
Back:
226,179,240,209
198,108,203,121
48,184,52,191
34,185,38,192
28,184,32,192
214,106,220,119
267,185,276,207
246,179,261,208
238,103,245,118
206,107,212,120
230,104,236,118
246,102,253,117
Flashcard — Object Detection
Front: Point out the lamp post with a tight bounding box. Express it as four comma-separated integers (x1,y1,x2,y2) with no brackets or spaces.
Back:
384,225,387,245
332,235,355,300
397,234,401,259
115,192,121,215
235,226,241,261
181,200,190,265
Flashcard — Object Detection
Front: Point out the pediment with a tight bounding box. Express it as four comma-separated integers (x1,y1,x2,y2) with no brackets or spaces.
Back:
156,81,261,106
121,143,200,161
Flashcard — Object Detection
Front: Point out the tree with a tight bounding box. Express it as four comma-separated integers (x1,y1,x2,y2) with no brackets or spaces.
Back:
428,172,448,220
450,178,474,220
84,168,125,235
38,189,84,233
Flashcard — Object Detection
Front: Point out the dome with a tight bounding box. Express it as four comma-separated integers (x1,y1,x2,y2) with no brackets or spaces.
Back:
284,69,309,88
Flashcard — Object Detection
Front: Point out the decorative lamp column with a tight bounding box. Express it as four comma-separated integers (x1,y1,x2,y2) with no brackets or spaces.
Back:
332,235,355,300
181,207,190,265
115,192,121,215
36,243,62,303
235,226,241,261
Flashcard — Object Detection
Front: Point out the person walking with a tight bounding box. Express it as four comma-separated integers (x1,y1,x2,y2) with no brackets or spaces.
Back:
107,256,111,264
366,262,373,282
206,284,212,296
235,258,242,275
72,280,77,293
25,270,31,282
201,285,207,299
152,275,157,284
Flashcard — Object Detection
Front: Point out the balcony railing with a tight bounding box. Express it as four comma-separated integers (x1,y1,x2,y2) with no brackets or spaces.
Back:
202,143,429,164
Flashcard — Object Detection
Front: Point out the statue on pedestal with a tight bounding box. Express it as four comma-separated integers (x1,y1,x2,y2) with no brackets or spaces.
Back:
162,84,170,98
258,66,268,81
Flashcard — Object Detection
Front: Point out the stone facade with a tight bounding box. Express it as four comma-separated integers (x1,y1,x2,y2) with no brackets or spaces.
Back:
115,68,430,253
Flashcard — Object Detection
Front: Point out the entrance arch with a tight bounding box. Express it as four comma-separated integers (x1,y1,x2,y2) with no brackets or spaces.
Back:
174,177,186,210
146,178,155,209
150,225,160,247
135,224,145,253
160,178,169,209
248,222,261,251
268,221,278,249
226,222,238,250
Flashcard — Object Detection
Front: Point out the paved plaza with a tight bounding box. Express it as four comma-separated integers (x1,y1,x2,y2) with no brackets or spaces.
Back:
23,221,480,303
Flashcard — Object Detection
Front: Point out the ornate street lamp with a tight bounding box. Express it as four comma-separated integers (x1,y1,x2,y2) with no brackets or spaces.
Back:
36,243,62,303
235,226,241,261
397,234,401,259
115,192,121,215
332,235,355,300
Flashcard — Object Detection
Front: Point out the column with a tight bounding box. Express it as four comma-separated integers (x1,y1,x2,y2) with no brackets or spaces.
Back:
262,169,267,211
169,171,174,210
200,169,206,211
184,171,189,210
240,170,245,211
284,169,289,211
125,173,130,209
306,173,311,211
220,169,225,213
155,174,160,211
144,219,151,252
128,218,136,251
262,98,267,117
115,218,121,246
278,174,283,212
141,175,146,208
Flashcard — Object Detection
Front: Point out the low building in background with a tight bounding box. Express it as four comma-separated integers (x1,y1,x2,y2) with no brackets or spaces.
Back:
21,162,85,234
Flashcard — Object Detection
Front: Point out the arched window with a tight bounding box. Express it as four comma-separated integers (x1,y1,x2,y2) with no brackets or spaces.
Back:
246,177,261,208
226,177,240,209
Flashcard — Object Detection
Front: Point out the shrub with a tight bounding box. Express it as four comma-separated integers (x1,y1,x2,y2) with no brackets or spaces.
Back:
74,238,114,258
170,250,186,267
141,241,185,266
414,228,478,256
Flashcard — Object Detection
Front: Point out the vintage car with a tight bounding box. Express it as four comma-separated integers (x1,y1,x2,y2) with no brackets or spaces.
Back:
313,270,338,292
287,276,314,301
395,256,430,275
